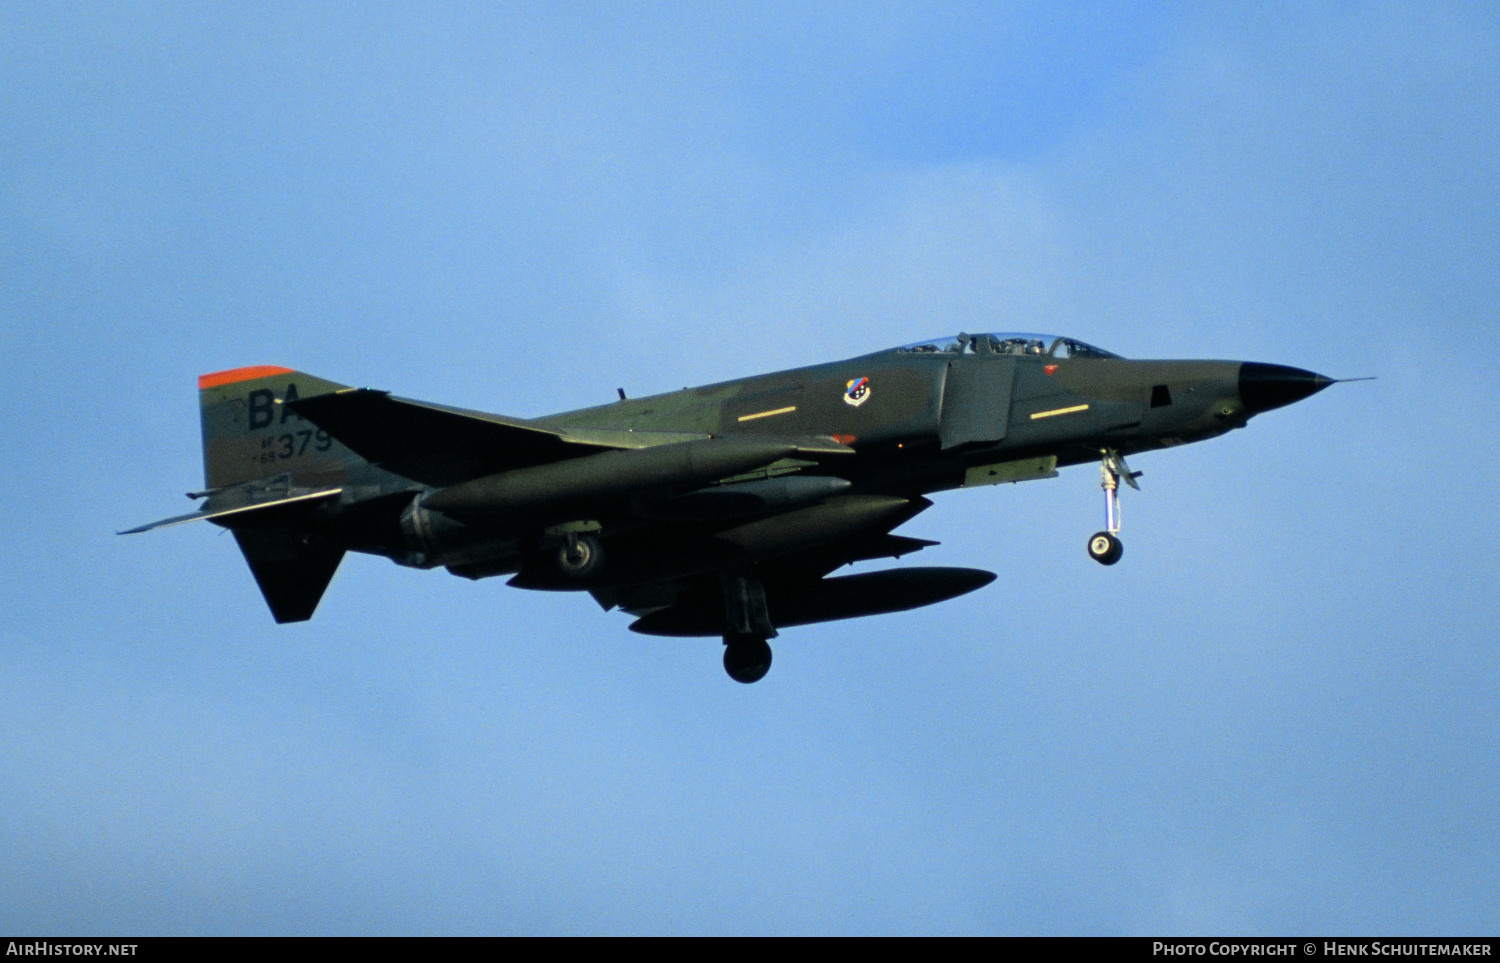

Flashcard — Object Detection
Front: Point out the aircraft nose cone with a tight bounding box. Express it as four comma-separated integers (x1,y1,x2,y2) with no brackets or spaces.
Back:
1238,362,1335,415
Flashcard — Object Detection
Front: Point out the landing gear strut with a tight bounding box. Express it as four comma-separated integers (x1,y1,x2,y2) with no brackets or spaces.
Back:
720,570,777,684
1088,449,1139,566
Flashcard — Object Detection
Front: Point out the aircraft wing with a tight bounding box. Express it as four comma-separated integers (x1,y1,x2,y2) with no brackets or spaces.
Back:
288,388,710,485
290,388,851,487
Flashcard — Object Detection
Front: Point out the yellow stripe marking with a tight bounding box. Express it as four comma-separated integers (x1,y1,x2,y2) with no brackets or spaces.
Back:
737,405,798,422
1030,403,1091,420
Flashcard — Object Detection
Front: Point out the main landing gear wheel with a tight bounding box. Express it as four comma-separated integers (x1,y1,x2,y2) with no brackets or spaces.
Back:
1088,531,1123,566
723,635,773,684
555,533,603,579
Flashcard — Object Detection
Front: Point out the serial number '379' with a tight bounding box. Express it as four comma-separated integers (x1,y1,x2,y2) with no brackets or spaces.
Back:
259,430,332,464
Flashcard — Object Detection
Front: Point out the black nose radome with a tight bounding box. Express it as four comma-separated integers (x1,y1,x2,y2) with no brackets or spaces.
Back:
1238,362,1335,415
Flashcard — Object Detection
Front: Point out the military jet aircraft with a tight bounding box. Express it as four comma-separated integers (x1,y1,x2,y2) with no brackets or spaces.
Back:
123,332,1339,682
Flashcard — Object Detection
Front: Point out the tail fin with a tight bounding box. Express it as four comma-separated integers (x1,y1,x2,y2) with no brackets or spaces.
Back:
198,366,359,490
197,366,360,623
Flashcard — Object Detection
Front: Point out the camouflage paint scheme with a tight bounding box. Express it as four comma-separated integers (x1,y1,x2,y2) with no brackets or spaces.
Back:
124,333,1335,682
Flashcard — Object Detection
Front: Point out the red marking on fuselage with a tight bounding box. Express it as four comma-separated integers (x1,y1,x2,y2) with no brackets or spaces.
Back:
198,366,295,390
1043,364,1058,375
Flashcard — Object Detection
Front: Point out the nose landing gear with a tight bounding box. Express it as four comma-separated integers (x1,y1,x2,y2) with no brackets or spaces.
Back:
1088,449,1139,566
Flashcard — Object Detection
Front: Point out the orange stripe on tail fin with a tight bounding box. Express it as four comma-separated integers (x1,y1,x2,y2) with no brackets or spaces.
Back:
197,366,296,390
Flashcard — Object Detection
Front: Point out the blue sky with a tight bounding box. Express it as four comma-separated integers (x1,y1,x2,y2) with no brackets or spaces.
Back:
2,1,1496,935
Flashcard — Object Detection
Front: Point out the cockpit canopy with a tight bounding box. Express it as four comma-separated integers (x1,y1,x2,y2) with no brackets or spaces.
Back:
894,332,1121,359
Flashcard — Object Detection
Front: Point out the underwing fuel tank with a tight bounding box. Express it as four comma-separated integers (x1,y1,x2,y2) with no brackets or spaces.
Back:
422,437,799,515
714,494,927,559
628,566,998,637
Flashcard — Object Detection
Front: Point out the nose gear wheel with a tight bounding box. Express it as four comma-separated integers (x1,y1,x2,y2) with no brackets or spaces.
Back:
1088,531,1123,565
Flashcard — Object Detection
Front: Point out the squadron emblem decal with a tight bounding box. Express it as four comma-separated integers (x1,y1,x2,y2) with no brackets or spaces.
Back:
843,376,871,407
